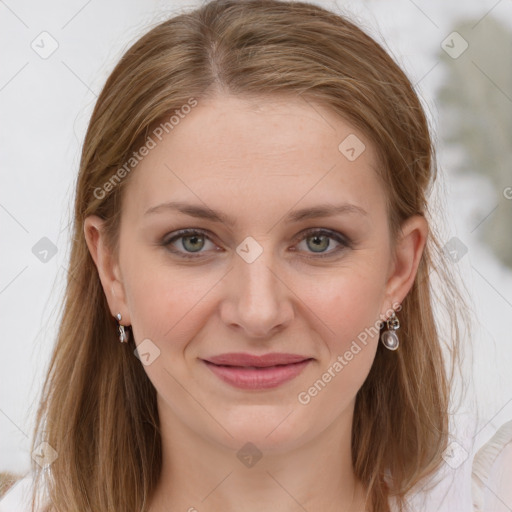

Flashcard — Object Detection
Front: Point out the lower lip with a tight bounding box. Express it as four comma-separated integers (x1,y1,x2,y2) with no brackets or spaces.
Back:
203,359,312,390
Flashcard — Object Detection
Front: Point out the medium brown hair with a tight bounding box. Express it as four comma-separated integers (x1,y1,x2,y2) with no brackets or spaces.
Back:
29,1,466,510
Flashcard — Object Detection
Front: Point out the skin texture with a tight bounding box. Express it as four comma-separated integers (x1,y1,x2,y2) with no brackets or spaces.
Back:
84,94,427,511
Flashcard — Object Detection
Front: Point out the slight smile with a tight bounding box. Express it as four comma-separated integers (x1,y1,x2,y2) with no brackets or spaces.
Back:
201,352,314,390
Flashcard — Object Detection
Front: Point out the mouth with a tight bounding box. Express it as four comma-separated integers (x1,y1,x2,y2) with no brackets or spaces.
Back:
201,354,314,390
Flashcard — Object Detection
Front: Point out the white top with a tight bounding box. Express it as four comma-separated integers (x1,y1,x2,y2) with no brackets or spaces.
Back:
1,419,511,511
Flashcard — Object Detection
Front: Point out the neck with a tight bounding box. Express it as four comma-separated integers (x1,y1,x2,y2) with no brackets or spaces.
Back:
147,397,369,512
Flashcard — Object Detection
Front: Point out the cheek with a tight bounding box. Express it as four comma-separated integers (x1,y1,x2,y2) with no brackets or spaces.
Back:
294,264,386,392
303,265,387,346
121,246,221,347
294,274,384,420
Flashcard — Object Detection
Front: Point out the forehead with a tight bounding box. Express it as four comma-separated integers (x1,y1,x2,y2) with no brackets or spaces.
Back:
123,94,386,224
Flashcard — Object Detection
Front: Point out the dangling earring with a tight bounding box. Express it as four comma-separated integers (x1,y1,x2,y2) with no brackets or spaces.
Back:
381,310,400,351
116,313,130,343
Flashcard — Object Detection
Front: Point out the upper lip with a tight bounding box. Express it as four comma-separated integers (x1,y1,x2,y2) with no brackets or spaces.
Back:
203,353,312,367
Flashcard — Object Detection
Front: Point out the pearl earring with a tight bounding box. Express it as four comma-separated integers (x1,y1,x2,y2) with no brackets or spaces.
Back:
116,313,130,343
381,311,400,351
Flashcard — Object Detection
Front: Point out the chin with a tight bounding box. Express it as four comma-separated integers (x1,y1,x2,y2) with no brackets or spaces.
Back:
211,406,316,455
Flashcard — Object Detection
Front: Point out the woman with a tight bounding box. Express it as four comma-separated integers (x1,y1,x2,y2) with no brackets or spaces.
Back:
1,0,508,511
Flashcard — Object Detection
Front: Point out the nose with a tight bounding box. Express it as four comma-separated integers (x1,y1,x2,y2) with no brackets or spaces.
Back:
219,243,294,339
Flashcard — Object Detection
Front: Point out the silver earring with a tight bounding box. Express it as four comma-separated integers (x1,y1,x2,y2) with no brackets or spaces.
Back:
381,311,400,351
116,313,130,343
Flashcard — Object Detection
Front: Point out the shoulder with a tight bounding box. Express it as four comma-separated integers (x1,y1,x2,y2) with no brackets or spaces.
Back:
472,419,512,512
0,472,38,512
402,413,512,512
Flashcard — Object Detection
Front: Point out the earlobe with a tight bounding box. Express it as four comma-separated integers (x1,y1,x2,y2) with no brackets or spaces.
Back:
384,215,428,309
83,215,129,322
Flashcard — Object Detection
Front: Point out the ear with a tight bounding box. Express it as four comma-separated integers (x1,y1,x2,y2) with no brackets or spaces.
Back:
382,215,428,314
83,215,130,324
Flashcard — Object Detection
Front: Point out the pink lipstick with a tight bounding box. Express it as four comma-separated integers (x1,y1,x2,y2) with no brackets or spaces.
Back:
202,352,312,390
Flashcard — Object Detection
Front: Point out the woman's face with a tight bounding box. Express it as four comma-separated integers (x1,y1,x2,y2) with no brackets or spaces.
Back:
88,94,422,454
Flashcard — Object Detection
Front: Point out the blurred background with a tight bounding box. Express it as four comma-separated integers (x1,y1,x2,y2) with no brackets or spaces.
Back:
1,0,511,498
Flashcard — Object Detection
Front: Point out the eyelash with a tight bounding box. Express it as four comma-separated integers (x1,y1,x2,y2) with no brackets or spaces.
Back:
161,228,352,260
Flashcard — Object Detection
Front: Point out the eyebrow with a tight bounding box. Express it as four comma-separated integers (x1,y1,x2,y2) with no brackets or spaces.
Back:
144,201,367,227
